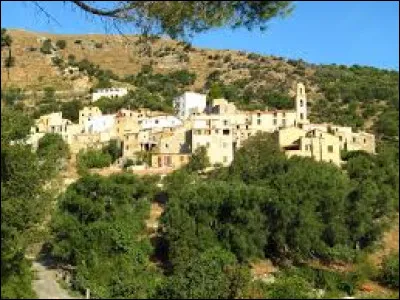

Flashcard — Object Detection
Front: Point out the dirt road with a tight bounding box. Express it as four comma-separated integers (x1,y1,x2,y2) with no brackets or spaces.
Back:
32,261,79,299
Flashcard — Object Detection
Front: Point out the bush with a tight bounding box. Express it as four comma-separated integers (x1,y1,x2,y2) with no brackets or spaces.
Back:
185,146,210,172
42,86,56,103
40,39,53,54
77,149,112,174
95,42,103,49
123,159,134,169
51,56,64,67
102,139,122,163
67,54,76,63
266,274,313,299
74,39,82,44
223,54,232,63
4,55,15,68
379,252,399,289
247,53,259,60
55,39,66,49
1,87,24,105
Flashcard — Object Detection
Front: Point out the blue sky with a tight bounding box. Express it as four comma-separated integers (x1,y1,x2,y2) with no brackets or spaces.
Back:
1,1,399,70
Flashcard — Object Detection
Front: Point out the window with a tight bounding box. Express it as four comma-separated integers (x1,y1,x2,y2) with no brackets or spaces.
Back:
300,87,303,94
222,142,227,149
246,125,249,130
364,138,366,144
180,156,185,162
165,143,169,148
300,113,304,120
273,119,277,125
339,136,342,142
300,99,304,107
223,156,228,163
206,130,211,135
237,125,240,129
273,112,277,117
206,142,210,148
126,145,129,150
257,112,261,117
167,156,172,167
215,129,219,134
283,112,286,117
224,120,228,126
328,145,333,153
223,129,230,135
282,119,286,126
353,137,356,143
257,119,261,125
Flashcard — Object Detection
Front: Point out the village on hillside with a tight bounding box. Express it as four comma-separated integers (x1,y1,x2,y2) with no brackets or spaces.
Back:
26,82,376,172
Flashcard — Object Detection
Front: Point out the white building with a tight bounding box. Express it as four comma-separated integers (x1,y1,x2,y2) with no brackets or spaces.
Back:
84,115,116,134
174,92,207,119
92,87,128,102
140,116,183,130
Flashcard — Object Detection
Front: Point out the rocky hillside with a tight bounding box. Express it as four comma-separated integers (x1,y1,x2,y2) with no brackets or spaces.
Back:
1,29,398,135
1,29,318,94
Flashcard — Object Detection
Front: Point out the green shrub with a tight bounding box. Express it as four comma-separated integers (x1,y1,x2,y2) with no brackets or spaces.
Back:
55,39,66,49
42,86,56,103
40,39,53,54
1,86,24,105
51,56,64,67
185,146,210,172
266,274,313,299
102,139,122,163
4,55,15,68
77,149,112,173
223,54,232,63
379,252,399,288
95,42,103,49
124,159,134,169
67,54,76,63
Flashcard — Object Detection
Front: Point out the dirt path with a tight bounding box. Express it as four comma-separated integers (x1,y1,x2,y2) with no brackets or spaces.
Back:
32,261,79,299
368,214,399,267
30,158,81,299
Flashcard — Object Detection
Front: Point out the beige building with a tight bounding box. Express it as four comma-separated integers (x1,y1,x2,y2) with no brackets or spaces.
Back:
69,132,103,154
151,153,191,169
279,127,342,166
79,106,102,126
191,122,234,166
31,112,72,135
25,83,376,171
302,123,375,154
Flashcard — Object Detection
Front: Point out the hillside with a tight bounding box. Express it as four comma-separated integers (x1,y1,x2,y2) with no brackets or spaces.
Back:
1,28,399,134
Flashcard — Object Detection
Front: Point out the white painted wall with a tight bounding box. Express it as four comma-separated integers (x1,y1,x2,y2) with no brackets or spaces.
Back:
92,88,128,102
84,115,116,133
140,116,183,130
174,92,207,119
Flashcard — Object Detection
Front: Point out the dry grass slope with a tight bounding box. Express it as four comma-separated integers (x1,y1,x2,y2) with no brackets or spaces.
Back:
1,29,321,100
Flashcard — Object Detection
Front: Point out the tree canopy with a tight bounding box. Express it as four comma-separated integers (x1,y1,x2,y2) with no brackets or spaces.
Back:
69,1,293,40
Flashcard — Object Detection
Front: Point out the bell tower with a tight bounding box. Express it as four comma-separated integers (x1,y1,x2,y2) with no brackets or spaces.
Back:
296,82,308,123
